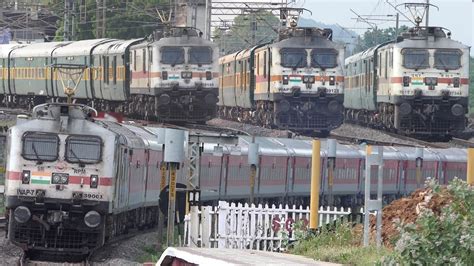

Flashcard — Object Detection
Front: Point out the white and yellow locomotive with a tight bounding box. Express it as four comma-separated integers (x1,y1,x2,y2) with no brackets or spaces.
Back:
219,27,345,134
4,103,165,260
344,26,470,137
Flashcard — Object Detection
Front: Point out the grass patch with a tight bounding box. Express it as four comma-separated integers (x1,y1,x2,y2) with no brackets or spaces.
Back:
138,245,164,264
290,223,392,266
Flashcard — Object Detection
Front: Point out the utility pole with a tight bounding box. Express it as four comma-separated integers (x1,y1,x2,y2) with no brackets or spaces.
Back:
425,0,429,27
96,0,106,38
63,0,70,41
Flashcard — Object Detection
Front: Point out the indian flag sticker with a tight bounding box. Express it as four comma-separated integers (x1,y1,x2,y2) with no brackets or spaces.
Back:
289,76,302,83
411,77,424,85
31,172,51,185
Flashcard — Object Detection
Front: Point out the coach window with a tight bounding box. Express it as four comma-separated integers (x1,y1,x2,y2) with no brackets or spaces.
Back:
22,132,59,162
434,49,462,70
161,47,185,66
113,56,117,84
311,49,337,69
189,47,212,66
142,49,146,73
402,49,429,70
133,50,137,71
66,135,102,164
280,48,307,69
263,51,267,78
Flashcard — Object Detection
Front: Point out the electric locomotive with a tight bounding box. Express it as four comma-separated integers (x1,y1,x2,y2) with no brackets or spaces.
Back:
219,26,345,135
0,27,219,124
4,103,166,260
344,26,470,137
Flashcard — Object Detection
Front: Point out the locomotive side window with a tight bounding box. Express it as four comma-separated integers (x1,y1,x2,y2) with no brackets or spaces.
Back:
66,135,102,164
434,49,462,70
161,47,185,65
311,49,337,69
189,46,212,65
402,49,429,69
22,132,59,162
280,48,307,69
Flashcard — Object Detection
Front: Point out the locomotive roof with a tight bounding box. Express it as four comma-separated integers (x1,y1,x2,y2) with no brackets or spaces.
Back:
99,121,147,149
0,43,27,58
201,135,467,163
52,39,116,57
10,41,71,58
93,39,144,55
122,124,163,150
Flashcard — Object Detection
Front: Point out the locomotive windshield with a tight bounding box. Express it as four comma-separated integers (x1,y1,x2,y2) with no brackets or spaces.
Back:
311,49,338,69
189,47,212,65
66,135,102,164
434,49,462,70
161,47,185,65
22,132,59,162
280,48,307,69
402,49,429,69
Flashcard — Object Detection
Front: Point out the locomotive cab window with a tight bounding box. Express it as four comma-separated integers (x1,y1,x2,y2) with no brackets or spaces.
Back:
311,49,337,69
22,132,59,162
434,49,462,70
161,47,185,66
66,135,102,164
280,48,307,69
189,47,212,65
402,49,429,70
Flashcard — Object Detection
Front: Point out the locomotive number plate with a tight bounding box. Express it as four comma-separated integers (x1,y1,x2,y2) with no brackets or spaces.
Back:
77,193,103,200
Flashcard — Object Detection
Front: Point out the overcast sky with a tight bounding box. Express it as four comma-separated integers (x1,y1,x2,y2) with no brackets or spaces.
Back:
296,0,473,55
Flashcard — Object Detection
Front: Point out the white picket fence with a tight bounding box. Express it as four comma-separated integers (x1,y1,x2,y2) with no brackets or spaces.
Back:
183,201,363,251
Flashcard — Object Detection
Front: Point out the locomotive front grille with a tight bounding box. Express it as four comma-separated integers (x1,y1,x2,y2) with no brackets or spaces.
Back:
399,115,464,135
11,220,101,253
277,112,343,131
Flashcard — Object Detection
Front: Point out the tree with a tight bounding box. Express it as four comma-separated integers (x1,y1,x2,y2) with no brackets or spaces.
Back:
47,0,169,41
353,26,409,54
214,11,280,55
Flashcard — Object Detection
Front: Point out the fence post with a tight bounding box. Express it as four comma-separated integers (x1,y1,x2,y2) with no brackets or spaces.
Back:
190,205,199,247
201,206,211,248
217,201,229,248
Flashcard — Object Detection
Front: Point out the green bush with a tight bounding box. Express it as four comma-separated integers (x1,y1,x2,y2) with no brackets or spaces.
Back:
382,178,474,265
291,222,391,265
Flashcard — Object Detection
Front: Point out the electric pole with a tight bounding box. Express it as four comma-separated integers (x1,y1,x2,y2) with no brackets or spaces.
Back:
425,0,429,27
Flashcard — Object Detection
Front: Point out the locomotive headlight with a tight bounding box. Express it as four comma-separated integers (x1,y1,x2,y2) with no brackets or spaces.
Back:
303,76,309,83
403,76,411,87
451,104,464,116
204,93,217,104
452,77,460,88
181,71,192,79
309,76,315,84
282,75,289,85
84,210,101,228
424,77,438,86
161,71,168,80
206,71,212,80
22,170,31,184
90,175,99,189
14,206,31,224
329,76,335,86
52,173,69,184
